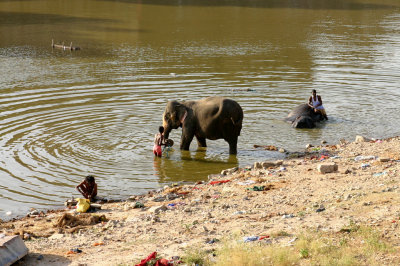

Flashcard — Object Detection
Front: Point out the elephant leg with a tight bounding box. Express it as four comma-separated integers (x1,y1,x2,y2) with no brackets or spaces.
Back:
180,128,195,150
227,136,238,155
196,136,207,148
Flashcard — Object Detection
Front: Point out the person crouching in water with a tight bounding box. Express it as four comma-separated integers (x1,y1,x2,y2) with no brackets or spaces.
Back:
308,89,328,120
153,126,165,157
76,175,98,201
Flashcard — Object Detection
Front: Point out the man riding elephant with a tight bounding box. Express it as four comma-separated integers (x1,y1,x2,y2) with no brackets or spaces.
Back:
285,90,328,128
162,96,243,154
308,89,328,120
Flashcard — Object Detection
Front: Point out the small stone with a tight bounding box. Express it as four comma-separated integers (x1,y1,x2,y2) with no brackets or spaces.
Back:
49,233,64,240
153,196,166,202
254,162,262,169
317,163,338,174
279,148,286,153
306,144,313,149
355,135,371,143
321,140,327,144
262,161,275,168
148,205,168,214
378,158,390,162
341,169,351,174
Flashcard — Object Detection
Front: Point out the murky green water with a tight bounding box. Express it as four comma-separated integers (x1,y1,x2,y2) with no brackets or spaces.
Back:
1,0,400,219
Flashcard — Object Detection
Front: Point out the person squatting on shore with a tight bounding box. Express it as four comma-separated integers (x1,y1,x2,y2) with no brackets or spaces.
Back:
308,89,328,120
76,175,97,201
153,126,166,157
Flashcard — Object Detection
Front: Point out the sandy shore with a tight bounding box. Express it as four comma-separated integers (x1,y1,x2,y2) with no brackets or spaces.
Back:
2,135,400,265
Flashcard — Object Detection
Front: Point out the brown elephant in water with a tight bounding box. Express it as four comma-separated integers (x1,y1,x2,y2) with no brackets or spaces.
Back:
162,96,243,154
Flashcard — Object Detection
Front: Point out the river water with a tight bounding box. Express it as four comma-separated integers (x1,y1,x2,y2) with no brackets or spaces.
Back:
1,0,400,219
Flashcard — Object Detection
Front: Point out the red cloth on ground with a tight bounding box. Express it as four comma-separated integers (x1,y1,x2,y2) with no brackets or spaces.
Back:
209,180,230,185
135,252,170,266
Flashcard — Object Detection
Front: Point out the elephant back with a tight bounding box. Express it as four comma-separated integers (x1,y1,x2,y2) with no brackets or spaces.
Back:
194,97,243,138
285,103,314,122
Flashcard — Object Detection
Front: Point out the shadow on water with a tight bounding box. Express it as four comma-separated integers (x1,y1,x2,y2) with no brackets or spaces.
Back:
99,0,399,10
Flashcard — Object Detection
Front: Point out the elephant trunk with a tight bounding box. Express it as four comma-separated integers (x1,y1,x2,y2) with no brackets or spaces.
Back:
163,119,171,139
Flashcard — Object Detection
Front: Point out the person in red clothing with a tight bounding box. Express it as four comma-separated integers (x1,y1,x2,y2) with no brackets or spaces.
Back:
153,126,166,157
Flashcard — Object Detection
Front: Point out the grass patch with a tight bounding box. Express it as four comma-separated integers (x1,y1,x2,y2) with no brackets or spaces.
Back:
206,223,398,266
181,245,211,265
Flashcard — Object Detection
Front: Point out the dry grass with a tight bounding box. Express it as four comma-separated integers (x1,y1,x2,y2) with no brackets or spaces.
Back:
188,223,399,266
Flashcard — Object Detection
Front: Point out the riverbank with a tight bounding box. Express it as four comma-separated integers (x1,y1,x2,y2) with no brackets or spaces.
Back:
2,135,400,265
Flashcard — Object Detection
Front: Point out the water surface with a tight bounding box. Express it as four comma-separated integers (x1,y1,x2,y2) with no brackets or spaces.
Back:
1,0,400,219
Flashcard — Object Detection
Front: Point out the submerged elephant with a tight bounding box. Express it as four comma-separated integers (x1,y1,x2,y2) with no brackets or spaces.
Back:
162,96,243,154
285,104,326,128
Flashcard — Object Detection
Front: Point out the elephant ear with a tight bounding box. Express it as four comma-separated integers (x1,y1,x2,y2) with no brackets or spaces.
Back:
176,104,187,122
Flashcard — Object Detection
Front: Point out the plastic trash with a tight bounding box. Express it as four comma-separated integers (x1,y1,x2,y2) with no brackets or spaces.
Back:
373,172,387,177
209,180,230,185
67,248,82,255
76,198,90,213
247,186,265,191
361,163,371,169
243,236,259,242
354,156,376,161
206,238,219,244
237,180,256,186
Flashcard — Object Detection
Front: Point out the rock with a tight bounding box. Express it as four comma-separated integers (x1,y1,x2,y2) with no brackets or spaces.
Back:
254,162,263,169
262,161,275,168
306,144,313,149
127,196,137,202
341,168,351,174
0,235,29,266
105,220,120,229
221,167,239,175
321,140,327,144
355,135,371,143
378,157,390,162
279,148,286,153
153,196,166,202
49,233,64,240
317,163,338,174
148,205,168,214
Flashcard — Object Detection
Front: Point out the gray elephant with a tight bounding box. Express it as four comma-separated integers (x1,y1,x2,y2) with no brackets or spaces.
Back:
285,104,325,128
162,96,243,154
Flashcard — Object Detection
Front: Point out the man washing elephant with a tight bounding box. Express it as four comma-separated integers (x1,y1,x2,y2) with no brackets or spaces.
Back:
308,89,328,120
161,96,243,155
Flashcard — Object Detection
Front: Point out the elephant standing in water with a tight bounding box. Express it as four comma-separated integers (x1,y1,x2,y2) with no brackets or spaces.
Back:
285,103,325,128
162,96,243,154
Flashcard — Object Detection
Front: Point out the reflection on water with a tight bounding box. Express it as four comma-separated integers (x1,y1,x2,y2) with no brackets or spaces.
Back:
0,0,400,219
